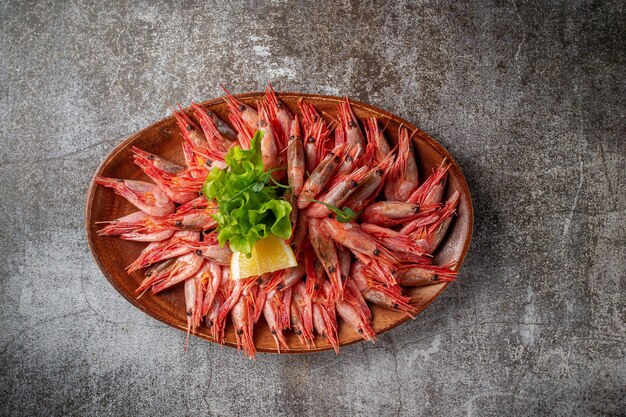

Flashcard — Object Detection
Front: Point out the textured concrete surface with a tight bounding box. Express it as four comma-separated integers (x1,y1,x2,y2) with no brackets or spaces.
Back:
1,0,624,416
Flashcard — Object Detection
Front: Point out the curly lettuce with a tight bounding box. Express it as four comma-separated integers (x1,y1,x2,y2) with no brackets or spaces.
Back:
202,131,292,255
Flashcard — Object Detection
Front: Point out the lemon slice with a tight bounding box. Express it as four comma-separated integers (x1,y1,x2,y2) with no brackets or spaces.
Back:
230,235,297,280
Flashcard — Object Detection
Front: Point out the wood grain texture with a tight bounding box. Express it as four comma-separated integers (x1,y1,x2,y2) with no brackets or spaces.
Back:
84,92,474,354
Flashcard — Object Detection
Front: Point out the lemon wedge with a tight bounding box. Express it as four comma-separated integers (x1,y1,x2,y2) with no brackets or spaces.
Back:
230,235,297,280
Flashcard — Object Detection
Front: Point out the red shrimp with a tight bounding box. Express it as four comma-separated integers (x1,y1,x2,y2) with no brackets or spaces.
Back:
407,159,450,206
308,218,343,296
286,115,305,196
297,143,346,209
190,102,237,143
335,143,363,177
200,262,222,317
384,126,419,201
263,289,290,352
352,261,416,317
266,264,306,292
131,147,198,204
344,152,395,212
192,241,233,266
360,223,427,256
320,218,397,265
337,97,365,158
231,293,256,359
184,276,198,347
98,201,217,238
303,118,332,172
298,98,328,133
171,106,210,167
137,252,203,294
291,281,315,348
364,117,392,163
205,292,224,343
360,201,438,228
97,211,175,242
303,244,324,296
398,262,458,287
337,245,352,284
398,212,441,235
214,278,245,340
306,166,368,218
221,85,258,131
256,102,281,174
126,231,199,272
265,83,293,147
289,209,309,256
191,103,234,166
312,281,339,354
95,177,175,217
320,218,398,287
411,191,459,254
331,299,371,342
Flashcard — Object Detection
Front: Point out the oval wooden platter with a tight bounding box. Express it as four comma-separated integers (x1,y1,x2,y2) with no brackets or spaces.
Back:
85,92,474,354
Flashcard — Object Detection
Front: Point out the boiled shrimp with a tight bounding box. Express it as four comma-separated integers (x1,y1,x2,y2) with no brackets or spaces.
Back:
256,102,280,173
184,275,198,347
191,103,234,165
97,211,175,242
407,159,449,206
309,218,343,296
286,115,305,196
221,85,258,131
291,281,315,347
360,223,427,256
360,201,436,228
137,252,203,294
352,261,416,316
321,218,398,287
191,102,237,144
231,293,256,359
95,177,175,217
303,118,332,172
364,117,392,163
312,281,339,353
384,125,419,201
306,166,368,218
263,289,290,352
338,97,365,158
411,191,459,254
344,152,395,212
205,291,224,343
126,231,199,272
297,143,346,209
199,262,222,317
132,147,197,204
398,263,457,287
265,83,293,146
171,107,210,167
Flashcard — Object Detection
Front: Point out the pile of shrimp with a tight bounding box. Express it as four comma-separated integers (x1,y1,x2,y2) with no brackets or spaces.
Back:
95,84,460,359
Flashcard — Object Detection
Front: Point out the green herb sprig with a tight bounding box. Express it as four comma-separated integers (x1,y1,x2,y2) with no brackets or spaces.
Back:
308,198,360,223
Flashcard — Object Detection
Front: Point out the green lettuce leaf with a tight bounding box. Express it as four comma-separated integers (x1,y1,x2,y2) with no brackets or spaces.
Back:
202,131,293,255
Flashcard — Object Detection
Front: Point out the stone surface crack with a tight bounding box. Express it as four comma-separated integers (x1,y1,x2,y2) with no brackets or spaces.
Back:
0,310,90,355
395,320,547,354
511,0,527,77
0,138,120,168
562,157,584,236
80,265,164,329
393,349,402,417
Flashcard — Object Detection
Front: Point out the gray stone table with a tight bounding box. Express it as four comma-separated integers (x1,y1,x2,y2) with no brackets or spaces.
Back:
1,1,624,416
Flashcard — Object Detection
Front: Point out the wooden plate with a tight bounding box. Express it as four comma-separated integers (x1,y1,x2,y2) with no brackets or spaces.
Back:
85,92,474,354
